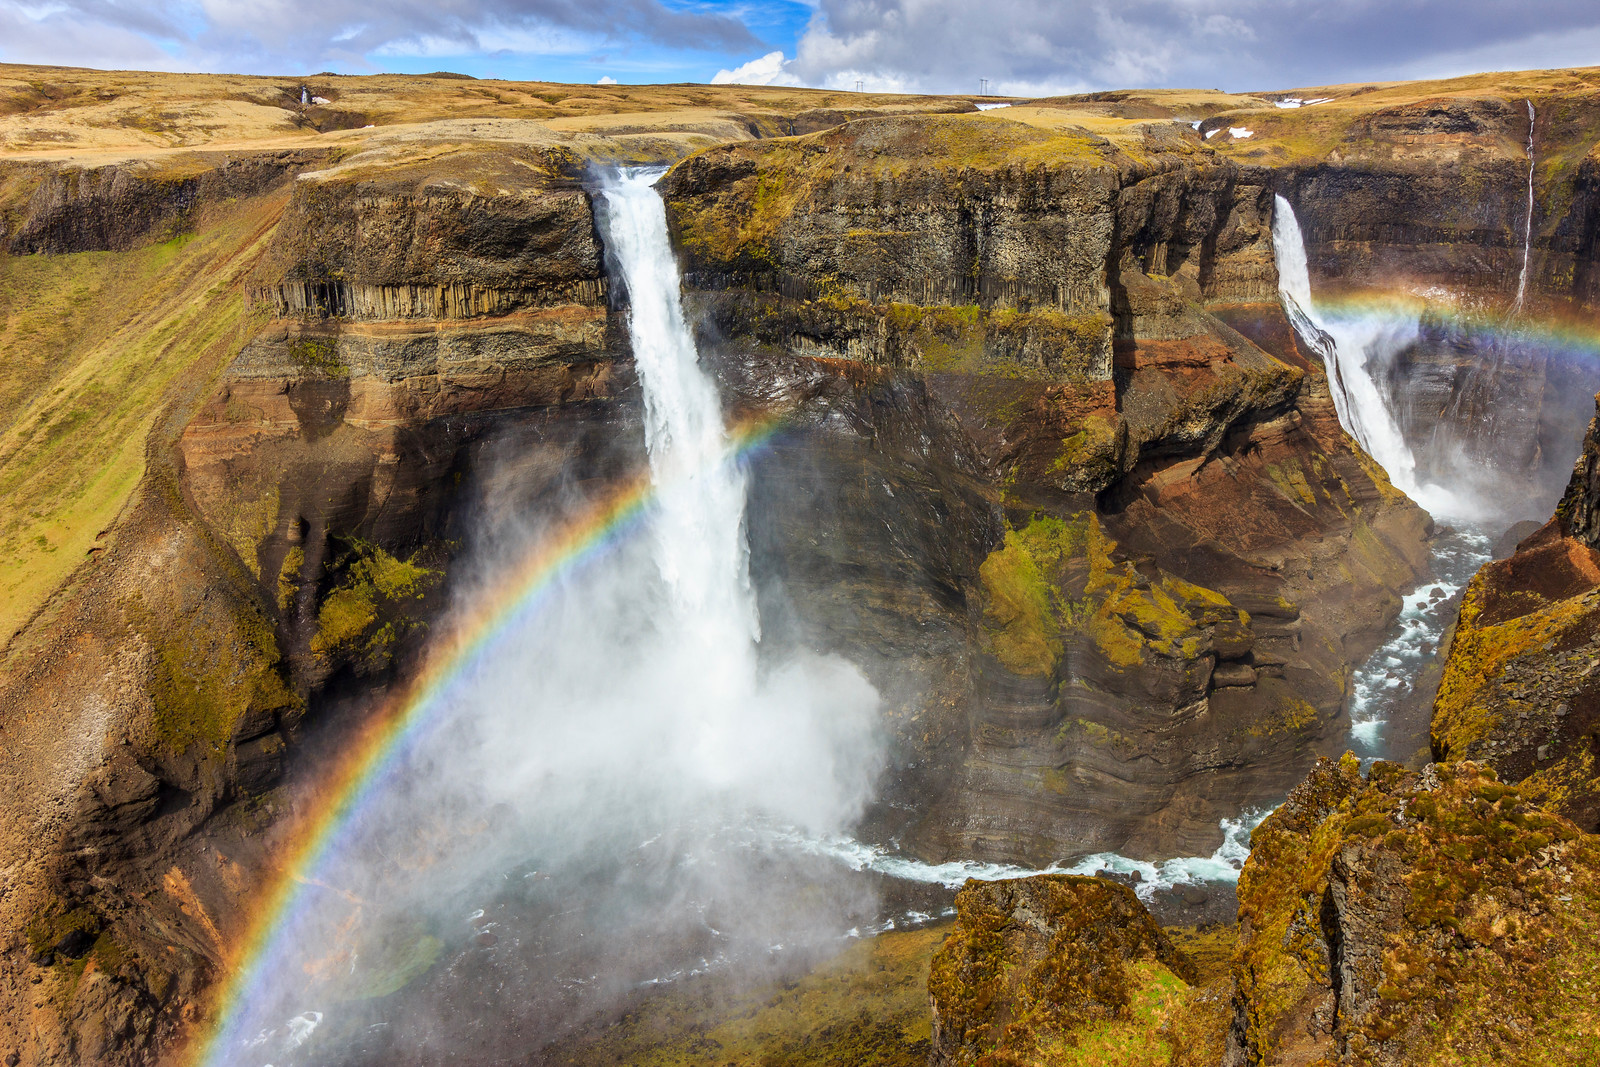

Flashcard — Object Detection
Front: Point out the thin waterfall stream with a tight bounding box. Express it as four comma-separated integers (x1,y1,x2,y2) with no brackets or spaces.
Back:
1514,100,1537,315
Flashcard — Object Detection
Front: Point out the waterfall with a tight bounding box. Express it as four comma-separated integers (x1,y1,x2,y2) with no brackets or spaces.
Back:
1513,99,1536,315
597,167,761,656
1272,196,1428,498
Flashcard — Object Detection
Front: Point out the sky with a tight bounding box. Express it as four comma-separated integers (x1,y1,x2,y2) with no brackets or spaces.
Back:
3,0,1600,94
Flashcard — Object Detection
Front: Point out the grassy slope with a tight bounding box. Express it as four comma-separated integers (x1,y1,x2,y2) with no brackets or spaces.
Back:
0,194,282,643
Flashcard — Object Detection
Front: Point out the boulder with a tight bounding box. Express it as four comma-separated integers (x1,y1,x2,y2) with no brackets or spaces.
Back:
928,874,1195,1066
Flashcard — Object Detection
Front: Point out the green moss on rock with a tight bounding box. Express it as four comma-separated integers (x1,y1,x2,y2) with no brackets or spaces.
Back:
310,539,442,671
928,874,1196,1067
1232,756,1600,1066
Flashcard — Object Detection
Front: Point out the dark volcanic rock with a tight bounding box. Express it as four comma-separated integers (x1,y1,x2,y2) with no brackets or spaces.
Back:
664,114,1432,864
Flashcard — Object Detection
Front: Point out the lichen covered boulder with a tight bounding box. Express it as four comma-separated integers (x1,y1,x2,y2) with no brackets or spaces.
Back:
1229,755,1600,1066
928,874,1196,1066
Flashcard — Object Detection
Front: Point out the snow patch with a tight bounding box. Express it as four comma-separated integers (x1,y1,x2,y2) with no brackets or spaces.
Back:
1229,127,1253,139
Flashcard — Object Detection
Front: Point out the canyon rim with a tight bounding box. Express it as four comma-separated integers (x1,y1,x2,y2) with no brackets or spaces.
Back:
0,52,1599,1067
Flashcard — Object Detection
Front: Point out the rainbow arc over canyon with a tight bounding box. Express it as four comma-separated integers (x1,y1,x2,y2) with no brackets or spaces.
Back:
188,411,785,1067
1309,288,1600,356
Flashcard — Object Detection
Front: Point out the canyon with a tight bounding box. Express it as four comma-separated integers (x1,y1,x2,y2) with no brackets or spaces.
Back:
0,62,1598,1065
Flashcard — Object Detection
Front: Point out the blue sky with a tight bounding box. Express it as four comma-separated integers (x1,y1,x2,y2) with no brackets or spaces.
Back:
3,0,1600,96
370,0,814,84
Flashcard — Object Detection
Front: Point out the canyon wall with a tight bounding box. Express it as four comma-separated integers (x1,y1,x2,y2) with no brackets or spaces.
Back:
4,74,1600,1065
660,115,1429,864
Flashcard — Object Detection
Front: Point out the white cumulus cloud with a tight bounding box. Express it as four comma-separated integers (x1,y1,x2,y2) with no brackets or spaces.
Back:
711,49,800,86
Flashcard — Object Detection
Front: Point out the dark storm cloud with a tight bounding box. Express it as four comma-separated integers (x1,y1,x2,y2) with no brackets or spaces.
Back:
784,0,1600,93
0,0,762,73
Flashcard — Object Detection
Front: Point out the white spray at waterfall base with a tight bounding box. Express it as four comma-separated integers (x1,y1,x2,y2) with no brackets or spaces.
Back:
227,168,887,1063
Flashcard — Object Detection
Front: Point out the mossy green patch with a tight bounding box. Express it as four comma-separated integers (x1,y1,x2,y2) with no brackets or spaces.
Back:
978,512,1240,677
287,336,348,377
127,589,297,754
928,874,1196,1067
1432,574,1595,756
310,539,442,671
1234,757,1600,1066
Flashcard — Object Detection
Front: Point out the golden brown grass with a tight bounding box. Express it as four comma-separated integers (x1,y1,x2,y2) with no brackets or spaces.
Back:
0,63,979,165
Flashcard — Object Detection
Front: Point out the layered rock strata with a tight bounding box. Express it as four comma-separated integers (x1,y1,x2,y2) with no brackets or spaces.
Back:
1428,394,1600,829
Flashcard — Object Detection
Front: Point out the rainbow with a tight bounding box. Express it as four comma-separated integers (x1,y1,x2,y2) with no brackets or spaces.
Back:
1306,287,1600,357
189,411,786,1067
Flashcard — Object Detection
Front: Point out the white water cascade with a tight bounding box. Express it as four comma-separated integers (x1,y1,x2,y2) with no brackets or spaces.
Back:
1272,194,1472,519
598,168,764,707
1513,99,1536,314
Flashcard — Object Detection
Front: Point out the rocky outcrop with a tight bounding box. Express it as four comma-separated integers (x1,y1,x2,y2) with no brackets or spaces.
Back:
251,146,606,320
663,113,1431,863
0,151,324,254
1428,394,1600,829
0,148,631,1067
927,874,1195,1066
1227,755,1600,1067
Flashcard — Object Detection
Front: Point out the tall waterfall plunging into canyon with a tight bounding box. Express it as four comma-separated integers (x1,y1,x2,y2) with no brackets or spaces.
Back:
1273,196,1430,508
600,168,761,656
1272,194,1474,521
1272,194,1491,756
217,170,885,1066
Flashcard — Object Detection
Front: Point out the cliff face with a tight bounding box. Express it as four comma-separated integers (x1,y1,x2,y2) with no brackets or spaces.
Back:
12,72,1600,1066
1226,756,1600,1067
1425,394,1600,831
661,114,1430,864
0,146,634,1065
1251,89,1600,521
